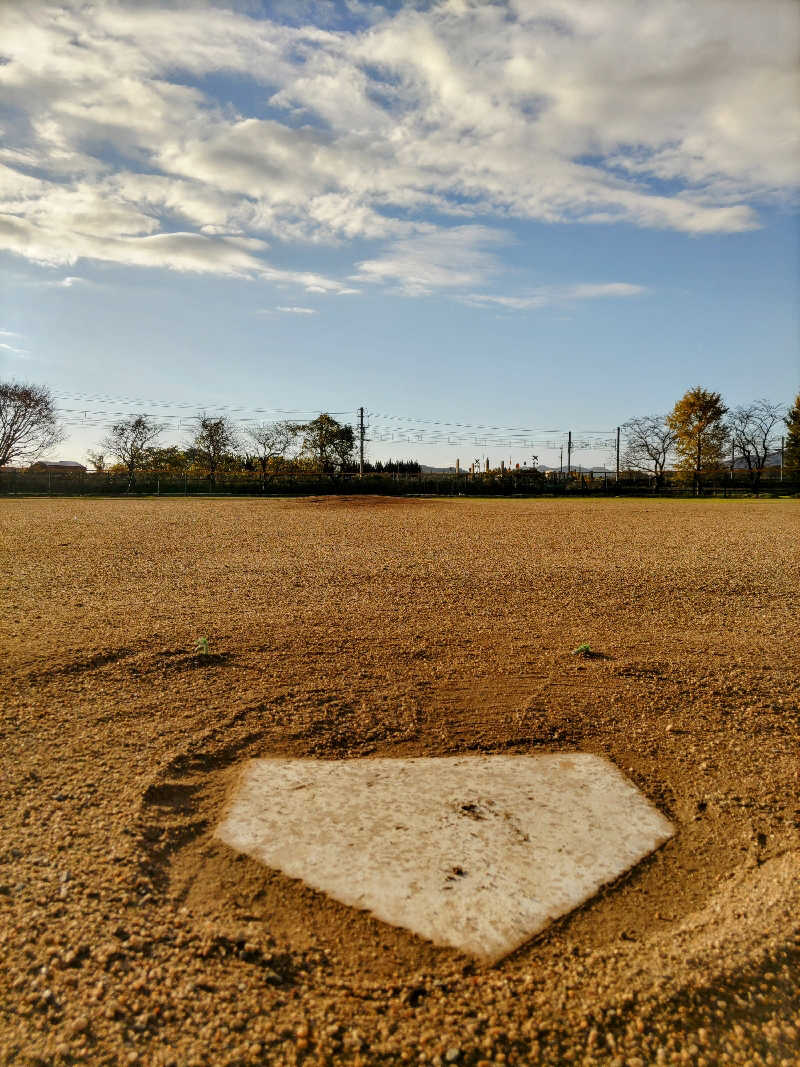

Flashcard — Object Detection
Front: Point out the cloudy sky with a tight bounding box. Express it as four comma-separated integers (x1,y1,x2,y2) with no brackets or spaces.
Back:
1,0,798,466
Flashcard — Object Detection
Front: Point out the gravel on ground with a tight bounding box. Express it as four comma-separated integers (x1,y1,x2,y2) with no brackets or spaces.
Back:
1,496,798,1065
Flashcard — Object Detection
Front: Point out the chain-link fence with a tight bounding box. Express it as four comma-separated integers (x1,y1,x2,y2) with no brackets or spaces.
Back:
2,468,797,497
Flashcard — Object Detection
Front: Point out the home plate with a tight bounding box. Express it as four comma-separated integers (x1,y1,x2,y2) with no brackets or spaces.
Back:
215,754,673,961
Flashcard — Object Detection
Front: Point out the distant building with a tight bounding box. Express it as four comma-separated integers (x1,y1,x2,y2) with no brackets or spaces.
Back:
29,460,87,473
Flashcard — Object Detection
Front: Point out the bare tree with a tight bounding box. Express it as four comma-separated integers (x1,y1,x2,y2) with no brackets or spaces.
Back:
190,414,239,487
0,380,64,468
101,414,164,489
728,399,784,492
621,415,676,487
86,450,107,473
245,420,299,485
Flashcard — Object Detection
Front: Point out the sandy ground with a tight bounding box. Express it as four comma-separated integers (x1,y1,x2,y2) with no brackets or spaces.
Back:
0,496,798,1066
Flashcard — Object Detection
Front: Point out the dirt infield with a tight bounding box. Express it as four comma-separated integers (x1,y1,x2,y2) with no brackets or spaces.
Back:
1,497,798,1065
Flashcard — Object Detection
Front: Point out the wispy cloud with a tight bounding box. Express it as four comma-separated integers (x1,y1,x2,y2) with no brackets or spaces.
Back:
30,275,92,289
465,283,647,311
275,305,317,314
355,226,508,296
0,340,29,356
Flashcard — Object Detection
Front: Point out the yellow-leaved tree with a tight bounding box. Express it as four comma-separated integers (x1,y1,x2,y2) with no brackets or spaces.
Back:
666,387,729,494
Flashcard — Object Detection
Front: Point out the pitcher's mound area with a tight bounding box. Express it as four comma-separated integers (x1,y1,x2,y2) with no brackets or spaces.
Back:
216,754,673,961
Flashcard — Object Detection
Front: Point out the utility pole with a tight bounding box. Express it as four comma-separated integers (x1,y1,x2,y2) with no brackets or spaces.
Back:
615,426,620,483
780,436,784,482
358,406,365,478
567,431,572,477
559,446,563,475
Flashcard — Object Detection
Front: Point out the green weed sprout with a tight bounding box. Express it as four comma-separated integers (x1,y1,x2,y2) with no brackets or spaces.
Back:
572,643,592,656
195,636,210,656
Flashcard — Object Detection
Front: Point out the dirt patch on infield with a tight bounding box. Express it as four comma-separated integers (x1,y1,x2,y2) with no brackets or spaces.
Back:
1,496,798,1065
295,493,417,509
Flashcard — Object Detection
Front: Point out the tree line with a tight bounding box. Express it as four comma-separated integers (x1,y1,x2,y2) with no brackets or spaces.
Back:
622,388,798,493
0,387,420,486
84,413,420,487
1,379,799,491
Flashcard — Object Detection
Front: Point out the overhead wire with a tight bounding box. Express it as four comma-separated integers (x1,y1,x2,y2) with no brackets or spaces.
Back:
53,391,618,452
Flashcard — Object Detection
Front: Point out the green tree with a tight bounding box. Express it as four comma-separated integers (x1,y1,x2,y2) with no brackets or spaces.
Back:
666,386,728,494
784,392,800,476
145,445,190,474
300,414,355,474
100,413,164,489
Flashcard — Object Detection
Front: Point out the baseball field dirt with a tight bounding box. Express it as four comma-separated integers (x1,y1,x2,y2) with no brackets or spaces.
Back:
1,496,798,1065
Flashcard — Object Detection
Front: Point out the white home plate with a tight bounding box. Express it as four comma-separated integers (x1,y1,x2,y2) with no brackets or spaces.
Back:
215,754,673,961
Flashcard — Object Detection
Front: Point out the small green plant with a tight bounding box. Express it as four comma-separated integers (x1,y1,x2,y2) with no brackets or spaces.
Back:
572,643,592,656
195,636,210,656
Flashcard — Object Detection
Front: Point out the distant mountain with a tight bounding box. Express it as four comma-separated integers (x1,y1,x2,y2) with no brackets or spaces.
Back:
731,450,782,470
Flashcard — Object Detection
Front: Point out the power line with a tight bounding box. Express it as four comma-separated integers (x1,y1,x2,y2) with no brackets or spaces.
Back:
59,422,614,452
369,411,614,435
53,390,616,439
52,393,620,452
53,391,354,418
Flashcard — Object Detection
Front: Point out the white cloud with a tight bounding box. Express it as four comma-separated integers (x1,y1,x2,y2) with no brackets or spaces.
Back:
0,341,28,356
275,305,317,314
0,0,795,287
16,274,93,290
0,207,354,290
465,283,647,311
355,226,508,295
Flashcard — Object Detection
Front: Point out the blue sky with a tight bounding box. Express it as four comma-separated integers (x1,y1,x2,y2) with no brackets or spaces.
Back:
1,0,798,469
